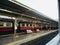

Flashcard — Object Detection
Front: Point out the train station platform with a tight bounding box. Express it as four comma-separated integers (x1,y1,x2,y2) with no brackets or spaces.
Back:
0,30,58,45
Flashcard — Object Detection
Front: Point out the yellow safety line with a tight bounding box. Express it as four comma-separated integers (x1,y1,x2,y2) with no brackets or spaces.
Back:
0,32,25,37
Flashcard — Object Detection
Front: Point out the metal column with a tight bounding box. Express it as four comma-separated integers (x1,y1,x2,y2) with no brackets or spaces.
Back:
12,17,18,38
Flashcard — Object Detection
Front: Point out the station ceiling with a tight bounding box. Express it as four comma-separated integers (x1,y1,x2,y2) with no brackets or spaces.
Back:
0,0,58,24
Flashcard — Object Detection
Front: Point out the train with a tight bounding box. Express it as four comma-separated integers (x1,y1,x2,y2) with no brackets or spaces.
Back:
0,21,41,35
0,20,58,35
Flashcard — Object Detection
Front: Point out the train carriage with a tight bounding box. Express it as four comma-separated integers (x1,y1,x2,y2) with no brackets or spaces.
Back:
0,18,14,35
17,21,41,33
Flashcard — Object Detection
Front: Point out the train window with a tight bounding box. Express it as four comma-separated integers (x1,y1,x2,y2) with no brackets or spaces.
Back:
6,23,12,27
26,24,28,26
24,24,27,27
30,24,32,26
28,24,30,26
0,22,3,26
20,23,22,27
22,23,25,26
33,24,35,26
3,23,6,26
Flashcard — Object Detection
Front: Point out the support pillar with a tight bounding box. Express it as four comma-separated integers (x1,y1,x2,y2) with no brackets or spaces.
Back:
41,25,42,31
49,24,51,30
14,18,17,38
12,17,18,38
46,25,48,30
48,24,51,31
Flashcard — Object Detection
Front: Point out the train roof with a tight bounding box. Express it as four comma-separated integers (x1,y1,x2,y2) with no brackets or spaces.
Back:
0,18,14,22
